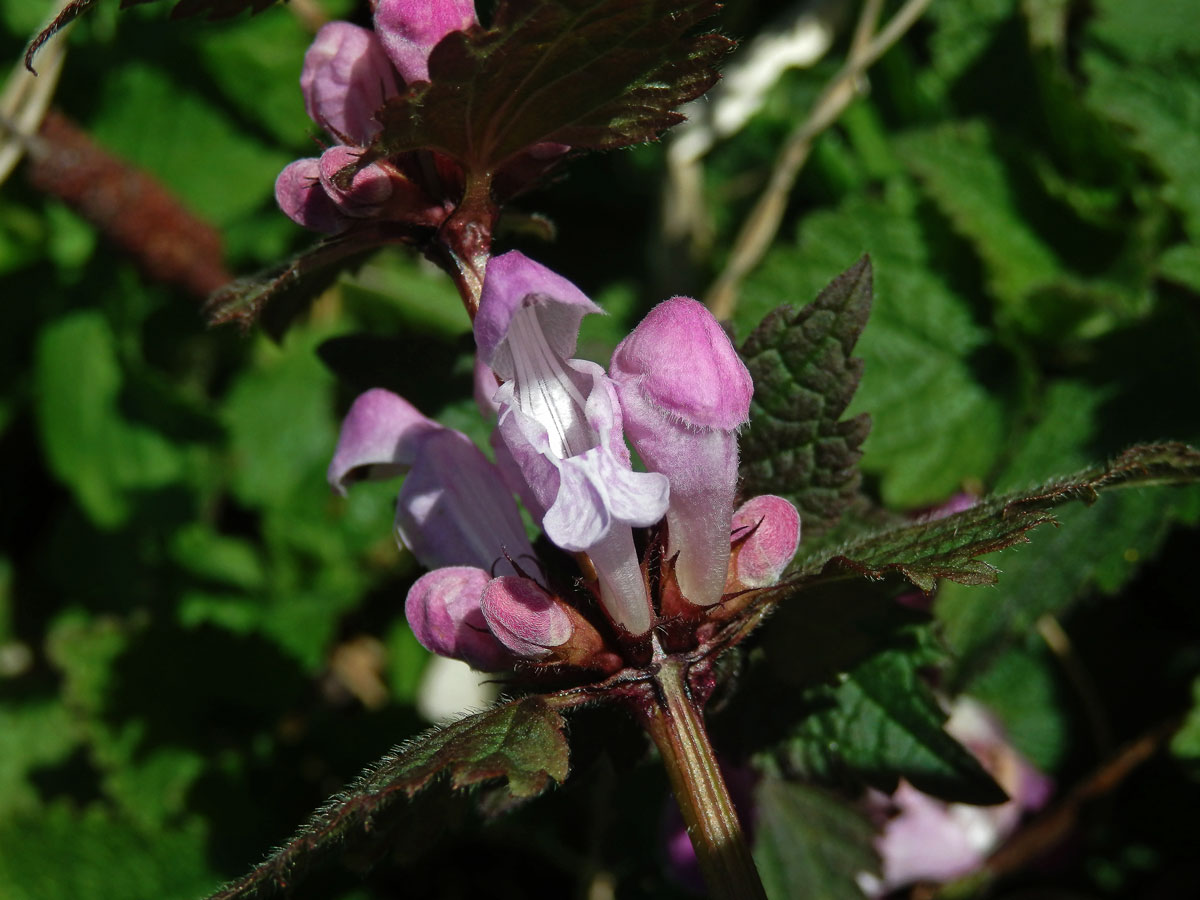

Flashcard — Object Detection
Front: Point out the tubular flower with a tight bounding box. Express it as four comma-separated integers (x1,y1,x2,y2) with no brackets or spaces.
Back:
610,296,754,607
475,251,670,636
329,255,803,678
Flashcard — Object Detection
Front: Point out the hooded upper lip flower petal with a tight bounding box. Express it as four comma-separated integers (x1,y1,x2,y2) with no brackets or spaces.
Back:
610,297,754,607
301,21,400,144
475,251,670,635
374,0,478,85
327,387,532,574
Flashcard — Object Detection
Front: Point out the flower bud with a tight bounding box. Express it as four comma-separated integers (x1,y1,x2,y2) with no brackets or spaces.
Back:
374,0,477,84
729,495,801,589
301,22,399,144
481,576,616,670
275,158,347,234
318,146,395,217
404,566,511,671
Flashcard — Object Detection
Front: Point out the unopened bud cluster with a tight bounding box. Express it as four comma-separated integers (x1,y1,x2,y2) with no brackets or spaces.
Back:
275,0,565,236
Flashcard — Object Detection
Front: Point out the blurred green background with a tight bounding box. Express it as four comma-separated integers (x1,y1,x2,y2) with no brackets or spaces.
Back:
2,0,1199,897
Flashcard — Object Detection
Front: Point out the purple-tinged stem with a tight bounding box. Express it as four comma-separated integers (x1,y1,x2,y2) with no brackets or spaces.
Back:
637,655,767,900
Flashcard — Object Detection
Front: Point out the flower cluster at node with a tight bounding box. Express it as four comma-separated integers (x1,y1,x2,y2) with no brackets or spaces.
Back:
329,251,800,675
275,0,566,236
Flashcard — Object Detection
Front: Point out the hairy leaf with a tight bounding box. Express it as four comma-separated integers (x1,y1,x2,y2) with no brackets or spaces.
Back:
771,646,1007,805
739,184,1011,507
206,695,569,900
739,256,872,542
790,443,1200,594
753,776,880,900
203,234,380,335
372,0,732,167
26,0,279,72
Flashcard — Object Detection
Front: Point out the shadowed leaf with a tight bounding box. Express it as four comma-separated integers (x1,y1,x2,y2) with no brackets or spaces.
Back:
206,695,569,900
203,234,384,337
753,777,879,900
792,443,1200,593
738,256,873,542
372,0,732,167
26,0,279,72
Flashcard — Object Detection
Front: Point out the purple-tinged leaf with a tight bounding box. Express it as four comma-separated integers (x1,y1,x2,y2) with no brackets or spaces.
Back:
205,695,569,900
371,0,733,168
738,256,873,544
792,443,1200,593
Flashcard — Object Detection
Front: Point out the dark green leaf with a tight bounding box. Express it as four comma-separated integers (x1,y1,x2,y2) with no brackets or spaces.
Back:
738,256,872,542
26,0,281,70
739,184,1011,507
772,647,1007,805
791,443,1200,593
33,313,184,529
753,776,879,900
0,804,217,900
206,695,570,900
373,0,732,167
203,234,380,334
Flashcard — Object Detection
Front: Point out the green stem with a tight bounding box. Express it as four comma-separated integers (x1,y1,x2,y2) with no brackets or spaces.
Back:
639,657,768,900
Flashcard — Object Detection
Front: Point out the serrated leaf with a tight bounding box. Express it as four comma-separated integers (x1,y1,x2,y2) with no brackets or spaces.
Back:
1083,50,1200,243
206,695,569,900
203,232,379,334
372,0,731,168
738,256,872,541
789,443,1200,594
753,776,879,900
773,647,1007,805
896,122,1060,310
739,184,1011,507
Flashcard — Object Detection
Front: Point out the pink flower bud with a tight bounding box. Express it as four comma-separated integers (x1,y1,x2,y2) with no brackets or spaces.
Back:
405,566,511,671
374,0,477,84
729,495,801,589
318,146,394,217
480,576,572,659
481,576,618,670
301,22,399,144
611,297,753,607
274,158,348,234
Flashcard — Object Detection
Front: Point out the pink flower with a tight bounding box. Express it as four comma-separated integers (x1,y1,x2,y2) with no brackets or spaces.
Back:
329,255,803,674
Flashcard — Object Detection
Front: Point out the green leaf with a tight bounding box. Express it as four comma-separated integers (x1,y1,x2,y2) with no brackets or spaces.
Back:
753,776,879,900
33,312,184,528
221,330,336,510
790,443,1200,594
26,0,281,70
740,183,1010,507
738,257,872,542
1170,676,1200,761
0,700,80,818
897,122,1060,310
373,0,732,167
0,804,217,900
771,647,1007,805
88,61,289,228
1084,51,1200,243
206,695,569,900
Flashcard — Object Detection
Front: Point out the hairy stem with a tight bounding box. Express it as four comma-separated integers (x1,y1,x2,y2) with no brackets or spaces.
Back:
638,656,767,900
